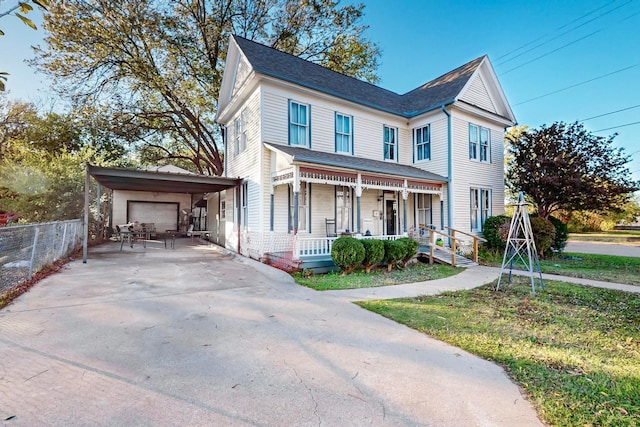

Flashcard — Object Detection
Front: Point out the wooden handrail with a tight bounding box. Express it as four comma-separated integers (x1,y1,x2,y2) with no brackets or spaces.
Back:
444,226,487,242
419,226,485,264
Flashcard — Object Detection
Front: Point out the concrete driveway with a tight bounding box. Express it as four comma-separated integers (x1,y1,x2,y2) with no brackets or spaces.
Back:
0,239,542,426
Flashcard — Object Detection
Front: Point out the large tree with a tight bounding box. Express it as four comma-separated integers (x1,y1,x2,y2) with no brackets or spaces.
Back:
33,0,380,175
506,122,639,219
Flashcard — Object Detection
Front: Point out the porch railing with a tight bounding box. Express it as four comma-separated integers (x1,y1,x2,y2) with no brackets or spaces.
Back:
418,226,486,265
294,234,403,259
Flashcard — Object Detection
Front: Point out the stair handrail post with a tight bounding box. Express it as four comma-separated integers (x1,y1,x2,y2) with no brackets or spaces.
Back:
450,229,457,266
428,227,435,264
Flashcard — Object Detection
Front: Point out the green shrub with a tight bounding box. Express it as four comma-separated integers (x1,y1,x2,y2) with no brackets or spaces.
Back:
396,237,419,267
530,216,556,258
482,215,511,250
361,239,385,273
383,239,405,272
331,236,365,275
548,215,568,254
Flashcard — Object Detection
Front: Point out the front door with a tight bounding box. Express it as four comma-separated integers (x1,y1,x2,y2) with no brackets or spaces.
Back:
385,200,396,235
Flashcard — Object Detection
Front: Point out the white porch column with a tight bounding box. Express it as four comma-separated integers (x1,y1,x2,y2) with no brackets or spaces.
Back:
293,166,300,234
402,180,408,234
269,184,275,232
356,174,362,234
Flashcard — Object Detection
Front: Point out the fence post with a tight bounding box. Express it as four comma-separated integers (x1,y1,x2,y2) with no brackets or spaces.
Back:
60,222,68,259
28,226,40,279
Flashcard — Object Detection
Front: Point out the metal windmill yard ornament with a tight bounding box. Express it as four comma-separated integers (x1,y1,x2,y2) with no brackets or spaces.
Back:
496,192,545,295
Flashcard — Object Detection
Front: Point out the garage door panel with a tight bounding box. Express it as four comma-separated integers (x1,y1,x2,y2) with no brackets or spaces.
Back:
128,202,179,232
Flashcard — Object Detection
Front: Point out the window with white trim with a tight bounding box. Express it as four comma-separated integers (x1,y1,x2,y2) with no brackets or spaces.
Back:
233,111,246,155
470,188,491,232
289,182,308,232
469,124,490,162
241,183,248,230
335,113,352,153
336,186,352,232
414,125,430,161
289,101,309,147
220,200,226,219
416,193,431,228
383,125,397,161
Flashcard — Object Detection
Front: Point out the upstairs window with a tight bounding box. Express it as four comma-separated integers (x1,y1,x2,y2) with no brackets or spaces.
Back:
335,113,352,153
469,124,490,162
289,101,309,147
414,125,430,161
233,110,247,155
383,125,397,161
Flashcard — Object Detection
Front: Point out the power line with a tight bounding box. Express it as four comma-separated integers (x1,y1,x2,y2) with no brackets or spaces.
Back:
502,30,601,75
579,104,640,121
497,0,630,66
514,64,639,106
593,121,640,132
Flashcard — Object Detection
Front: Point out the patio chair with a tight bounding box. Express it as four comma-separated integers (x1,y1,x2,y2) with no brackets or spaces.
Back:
325,218,337,237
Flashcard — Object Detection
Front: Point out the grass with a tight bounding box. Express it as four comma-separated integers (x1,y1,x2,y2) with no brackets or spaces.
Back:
569,230,640,244
292,262,464,291
479,250,640,286
357,276,640,426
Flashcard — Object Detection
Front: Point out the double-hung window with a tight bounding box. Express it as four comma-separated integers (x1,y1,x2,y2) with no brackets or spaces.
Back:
233,110,247,155
414,125,430,161
469,124,490,162
336,186,352,233
289,101,309,147
289,182,308,232
335,113,352,153
416,193,431,228
240,183,248,230
383,125,397,161
470,188,491,232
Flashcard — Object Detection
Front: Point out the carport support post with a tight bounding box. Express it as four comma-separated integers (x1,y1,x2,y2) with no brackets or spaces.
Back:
83,163,90,263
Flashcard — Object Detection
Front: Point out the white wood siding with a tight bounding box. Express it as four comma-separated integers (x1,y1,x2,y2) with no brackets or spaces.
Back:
461,74,497,114
449,108,505,234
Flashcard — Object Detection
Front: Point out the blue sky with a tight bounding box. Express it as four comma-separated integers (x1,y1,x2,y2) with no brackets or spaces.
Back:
2,0,639,182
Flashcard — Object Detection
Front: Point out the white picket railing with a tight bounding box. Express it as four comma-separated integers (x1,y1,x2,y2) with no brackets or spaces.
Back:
294,234,403,259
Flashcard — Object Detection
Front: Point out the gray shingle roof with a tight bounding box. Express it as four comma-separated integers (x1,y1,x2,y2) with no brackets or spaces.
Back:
265,143,447,183
233,35,484,118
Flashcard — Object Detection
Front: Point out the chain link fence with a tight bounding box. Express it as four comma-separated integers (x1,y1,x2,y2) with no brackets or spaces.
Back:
0,219,83,295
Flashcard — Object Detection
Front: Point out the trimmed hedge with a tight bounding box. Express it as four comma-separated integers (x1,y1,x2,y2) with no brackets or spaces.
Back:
383,240,405,272
361,239,385,273
331,236,365,275
396,237,419,267
531,216,556,257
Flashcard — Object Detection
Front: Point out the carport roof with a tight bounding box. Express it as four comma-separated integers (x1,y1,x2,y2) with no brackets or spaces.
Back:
88,165,242,194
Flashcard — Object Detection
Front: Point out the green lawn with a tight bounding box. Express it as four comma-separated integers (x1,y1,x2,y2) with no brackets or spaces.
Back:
480,250,640,286
358,277,640,426
292,262,464,291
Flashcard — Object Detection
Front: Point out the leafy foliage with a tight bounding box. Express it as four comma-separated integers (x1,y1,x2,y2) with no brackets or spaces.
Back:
361,238,384,273
482,215,511,250
505,122,639,219
33,0,380,174
547,215,568,253
530,216,556,257
383,239,405,272
330,236,365,275
396,237,419,267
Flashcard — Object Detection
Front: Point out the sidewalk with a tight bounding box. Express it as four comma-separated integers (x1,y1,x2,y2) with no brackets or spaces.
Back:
323,264,640,302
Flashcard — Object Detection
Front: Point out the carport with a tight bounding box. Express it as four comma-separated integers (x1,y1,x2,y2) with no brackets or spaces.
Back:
83,164,242,262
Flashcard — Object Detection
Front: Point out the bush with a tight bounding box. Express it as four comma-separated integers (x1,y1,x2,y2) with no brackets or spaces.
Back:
383,240,405,272
396,237,419,267
331,236,365,275
530,216,556,258
548,215,568,254
361,239,385,273
482,215,511,250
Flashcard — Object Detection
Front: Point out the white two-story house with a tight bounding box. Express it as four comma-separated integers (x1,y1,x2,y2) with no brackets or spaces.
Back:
210,35,515,270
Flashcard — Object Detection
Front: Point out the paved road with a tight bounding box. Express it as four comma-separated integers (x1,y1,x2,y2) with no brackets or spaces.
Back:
565,241,640,257
0,240,542,426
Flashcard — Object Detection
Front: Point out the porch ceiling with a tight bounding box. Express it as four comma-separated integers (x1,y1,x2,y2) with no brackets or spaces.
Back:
264,143,447,182
88,165,242,194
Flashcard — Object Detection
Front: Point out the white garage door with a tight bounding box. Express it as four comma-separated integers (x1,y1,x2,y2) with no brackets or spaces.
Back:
128,202,179,233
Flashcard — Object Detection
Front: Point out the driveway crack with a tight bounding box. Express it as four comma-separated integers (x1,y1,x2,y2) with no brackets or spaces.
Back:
284,359,320,426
